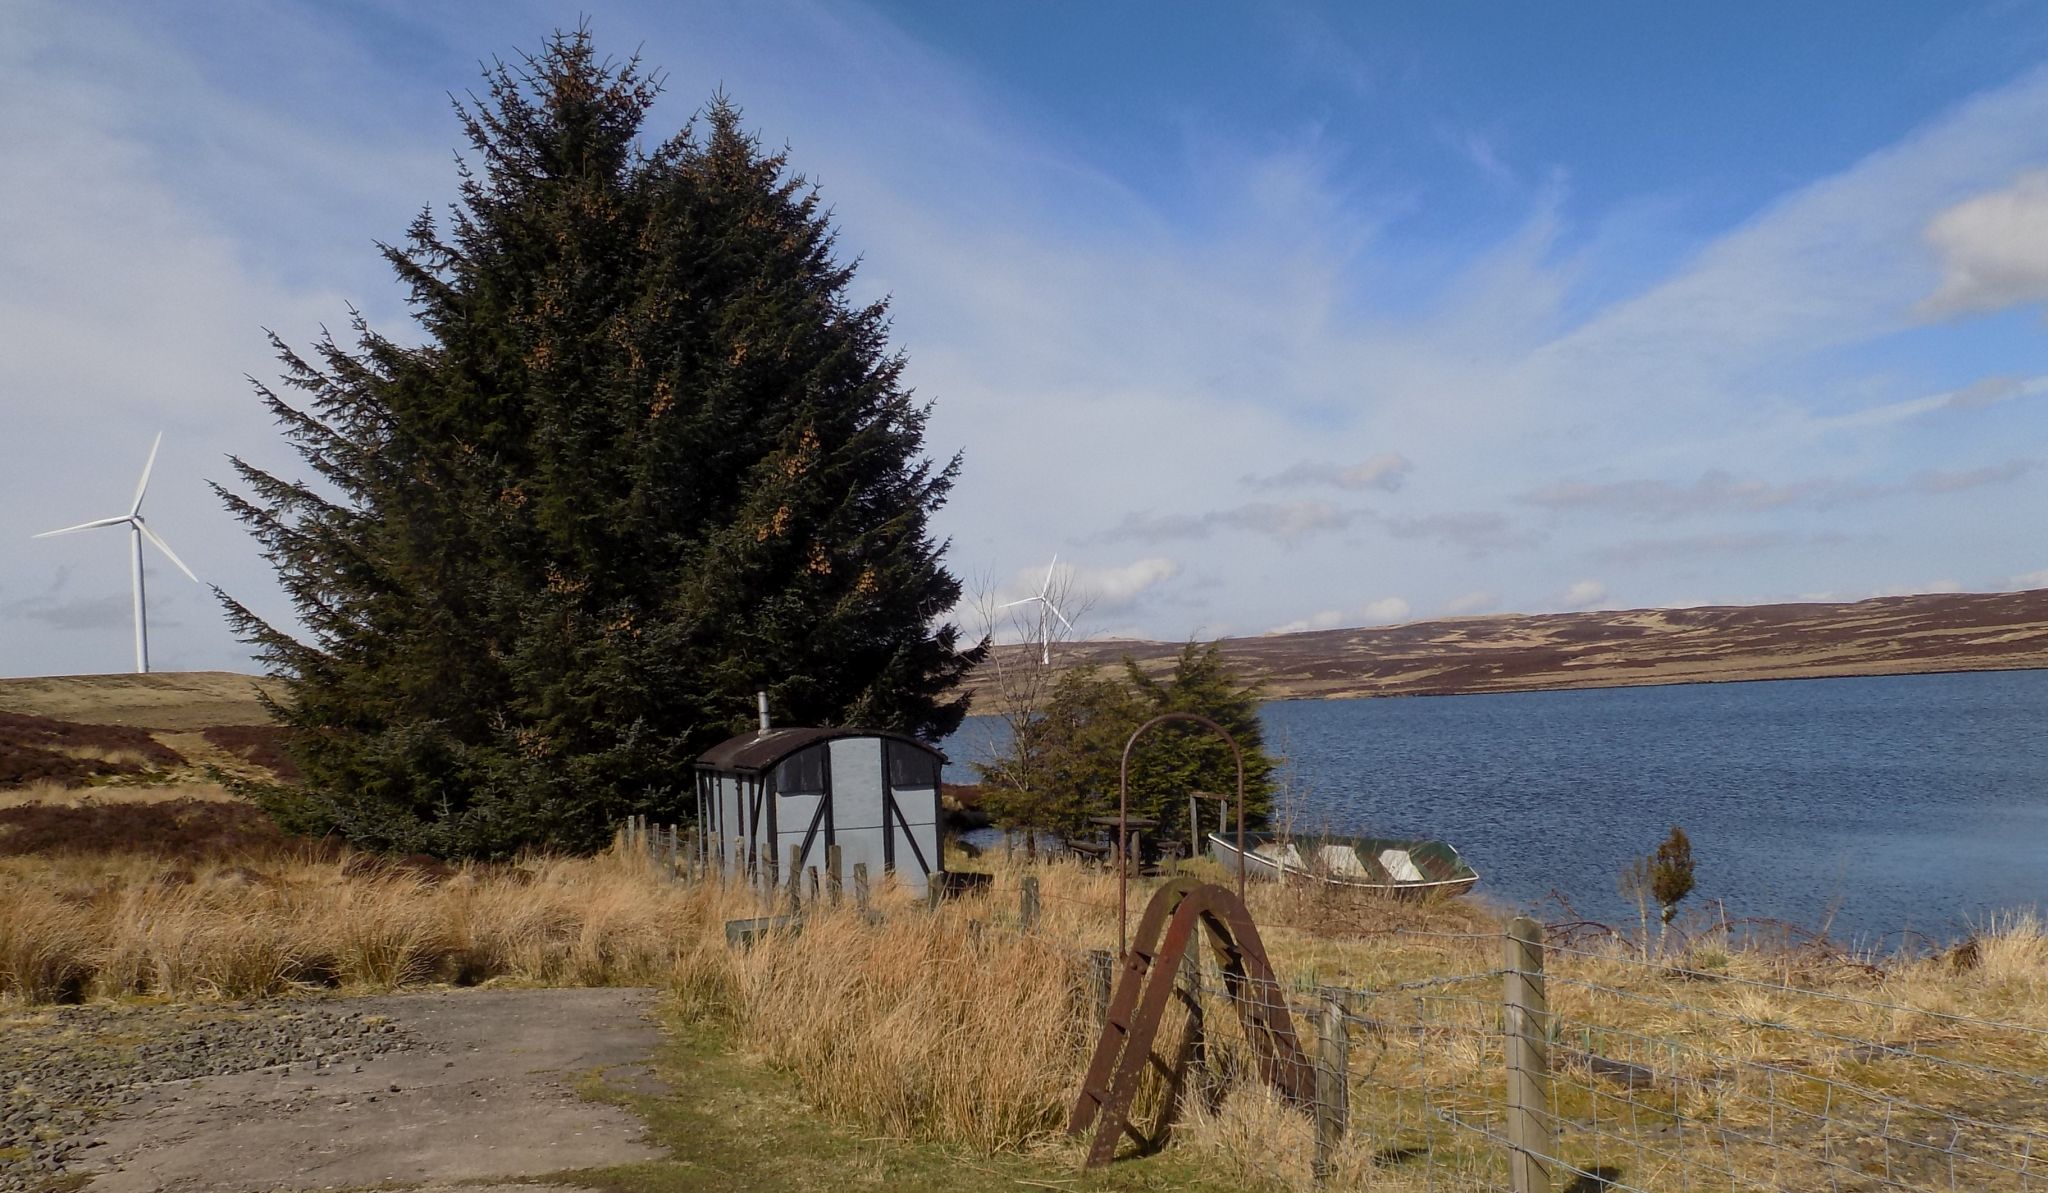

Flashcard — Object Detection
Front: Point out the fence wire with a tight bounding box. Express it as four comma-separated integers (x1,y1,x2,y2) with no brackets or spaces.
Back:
620,824,2048,1191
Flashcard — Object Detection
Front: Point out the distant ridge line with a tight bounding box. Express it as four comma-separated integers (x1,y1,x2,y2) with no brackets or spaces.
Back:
967,589,2048,706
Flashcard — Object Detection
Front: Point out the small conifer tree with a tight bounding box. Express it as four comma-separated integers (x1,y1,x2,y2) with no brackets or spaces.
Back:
977,642,1276,845
1652,826,1697,926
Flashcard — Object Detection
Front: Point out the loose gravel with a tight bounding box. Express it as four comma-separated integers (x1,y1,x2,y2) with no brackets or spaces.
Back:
0,1000,421,1192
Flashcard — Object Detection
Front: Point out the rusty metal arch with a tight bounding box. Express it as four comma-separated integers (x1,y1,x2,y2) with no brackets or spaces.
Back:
1069,878,1312,1170
1116,712,1247,956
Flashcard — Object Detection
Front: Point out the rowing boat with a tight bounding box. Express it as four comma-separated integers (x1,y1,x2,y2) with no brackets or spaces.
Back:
1208,831,1479,898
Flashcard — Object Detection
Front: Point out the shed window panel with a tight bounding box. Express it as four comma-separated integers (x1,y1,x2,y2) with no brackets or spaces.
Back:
774,746,828,798
885,741,940,791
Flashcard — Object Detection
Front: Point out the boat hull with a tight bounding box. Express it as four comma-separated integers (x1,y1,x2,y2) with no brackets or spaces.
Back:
1208,833,1479,900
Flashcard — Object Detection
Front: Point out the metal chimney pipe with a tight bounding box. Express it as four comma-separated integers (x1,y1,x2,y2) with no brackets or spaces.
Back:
757,691,770,731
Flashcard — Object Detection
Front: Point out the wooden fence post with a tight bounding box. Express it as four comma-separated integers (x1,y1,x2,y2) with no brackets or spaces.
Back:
1088,949,1115,1028
1505,916,1554,1193
826,844,843,906
1179,942,1206,1100
853,862,870,915
807,866,820,906
1020,876,1040,930
787,844,804,914
1314,988,1349,1182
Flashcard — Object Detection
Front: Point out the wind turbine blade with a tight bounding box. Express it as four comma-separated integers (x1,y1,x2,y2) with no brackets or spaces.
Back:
1041,555,1058,597
997,597,1042,610
130,432,164,516
33,515,129,539
1047,603,1077,633
137,521,199,582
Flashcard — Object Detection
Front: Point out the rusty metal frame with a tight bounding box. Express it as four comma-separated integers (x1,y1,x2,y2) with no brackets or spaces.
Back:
1068,878,1312,1170
1116,712,1246,957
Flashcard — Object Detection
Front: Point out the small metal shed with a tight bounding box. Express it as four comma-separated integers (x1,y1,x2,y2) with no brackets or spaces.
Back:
695,727,946,895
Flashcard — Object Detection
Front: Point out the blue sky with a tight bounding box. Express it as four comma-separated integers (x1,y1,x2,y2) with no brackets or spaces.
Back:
4,0,2048,674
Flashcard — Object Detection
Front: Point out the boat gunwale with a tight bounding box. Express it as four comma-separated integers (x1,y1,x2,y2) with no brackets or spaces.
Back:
1207,832,1481,892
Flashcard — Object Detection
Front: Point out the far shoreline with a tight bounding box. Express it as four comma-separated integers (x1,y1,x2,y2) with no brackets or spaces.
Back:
966,588,2048,712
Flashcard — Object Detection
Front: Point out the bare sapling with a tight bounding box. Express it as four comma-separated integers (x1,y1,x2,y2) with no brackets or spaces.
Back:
1618,853,1653,958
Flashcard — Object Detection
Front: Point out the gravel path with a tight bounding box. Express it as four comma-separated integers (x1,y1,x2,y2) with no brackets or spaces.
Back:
1,987,665,1193
2,1001,418,1191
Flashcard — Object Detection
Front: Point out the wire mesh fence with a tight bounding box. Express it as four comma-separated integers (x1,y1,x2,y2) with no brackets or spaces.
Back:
621,825,2048,1190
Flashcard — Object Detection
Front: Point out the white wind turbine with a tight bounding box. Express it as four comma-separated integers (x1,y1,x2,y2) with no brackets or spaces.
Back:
1000,555,1075,665
33,432,199,674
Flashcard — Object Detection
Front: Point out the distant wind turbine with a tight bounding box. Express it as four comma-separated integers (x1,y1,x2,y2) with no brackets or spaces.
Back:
33,432,199,674
1000,555,1075,665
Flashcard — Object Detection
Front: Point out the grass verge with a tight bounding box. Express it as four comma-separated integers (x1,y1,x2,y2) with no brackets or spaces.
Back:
550,1008,1237,1193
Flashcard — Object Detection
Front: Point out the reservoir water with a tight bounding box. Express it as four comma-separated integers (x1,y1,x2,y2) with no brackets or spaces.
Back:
941,669,2048,944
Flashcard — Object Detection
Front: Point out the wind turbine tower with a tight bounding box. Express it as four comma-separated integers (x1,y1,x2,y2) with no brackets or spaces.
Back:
1000,554,1075,666
33,432,199,674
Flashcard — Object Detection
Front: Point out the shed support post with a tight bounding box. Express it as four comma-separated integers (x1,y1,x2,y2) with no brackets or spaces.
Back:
1505,916,1554,1193
826,844,843,907
1020,876,1040,931
1314,988,1349,1182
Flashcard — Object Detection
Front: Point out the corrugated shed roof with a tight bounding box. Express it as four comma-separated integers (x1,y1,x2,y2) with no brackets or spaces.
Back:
695,726,947,773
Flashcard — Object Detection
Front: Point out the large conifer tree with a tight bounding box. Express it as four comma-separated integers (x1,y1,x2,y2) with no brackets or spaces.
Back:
217,31,982,857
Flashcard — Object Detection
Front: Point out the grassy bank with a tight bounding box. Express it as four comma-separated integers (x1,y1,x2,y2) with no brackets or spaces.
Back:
7,795,2048,1188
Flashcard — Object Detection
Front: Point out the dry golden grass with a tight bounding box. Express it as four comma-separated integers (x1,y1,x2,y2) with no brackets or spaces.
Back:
0,846,692,1004
7,830,2048,1187
0,781,242,809
673,879,1089,1153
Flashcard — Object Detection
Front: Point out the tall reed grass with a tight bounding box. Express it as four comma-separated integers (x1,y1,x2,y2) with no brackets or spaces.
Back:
0,847,691,1003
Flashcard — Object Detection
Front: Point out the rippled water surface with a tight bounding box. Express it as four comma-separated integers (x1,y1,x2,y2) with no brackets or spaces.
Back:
942,670,2048,942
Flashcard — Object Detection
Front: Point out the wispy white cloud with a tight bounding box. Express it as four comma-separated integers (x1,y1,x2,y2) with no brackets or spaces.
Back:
1793,373,2048,435
1263,594,1408,635
1443,590,1498,615
1561,579,1609,609
1527,461,2034,519
1241,452,1411,492
1590,530,1856,565
1095,500,1361,544
1920,169,2048,318
1264,609,1347,635
1359,596,1410,624
1071,557,1182,611
1874,578,1964,597
1379,510,1526,556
